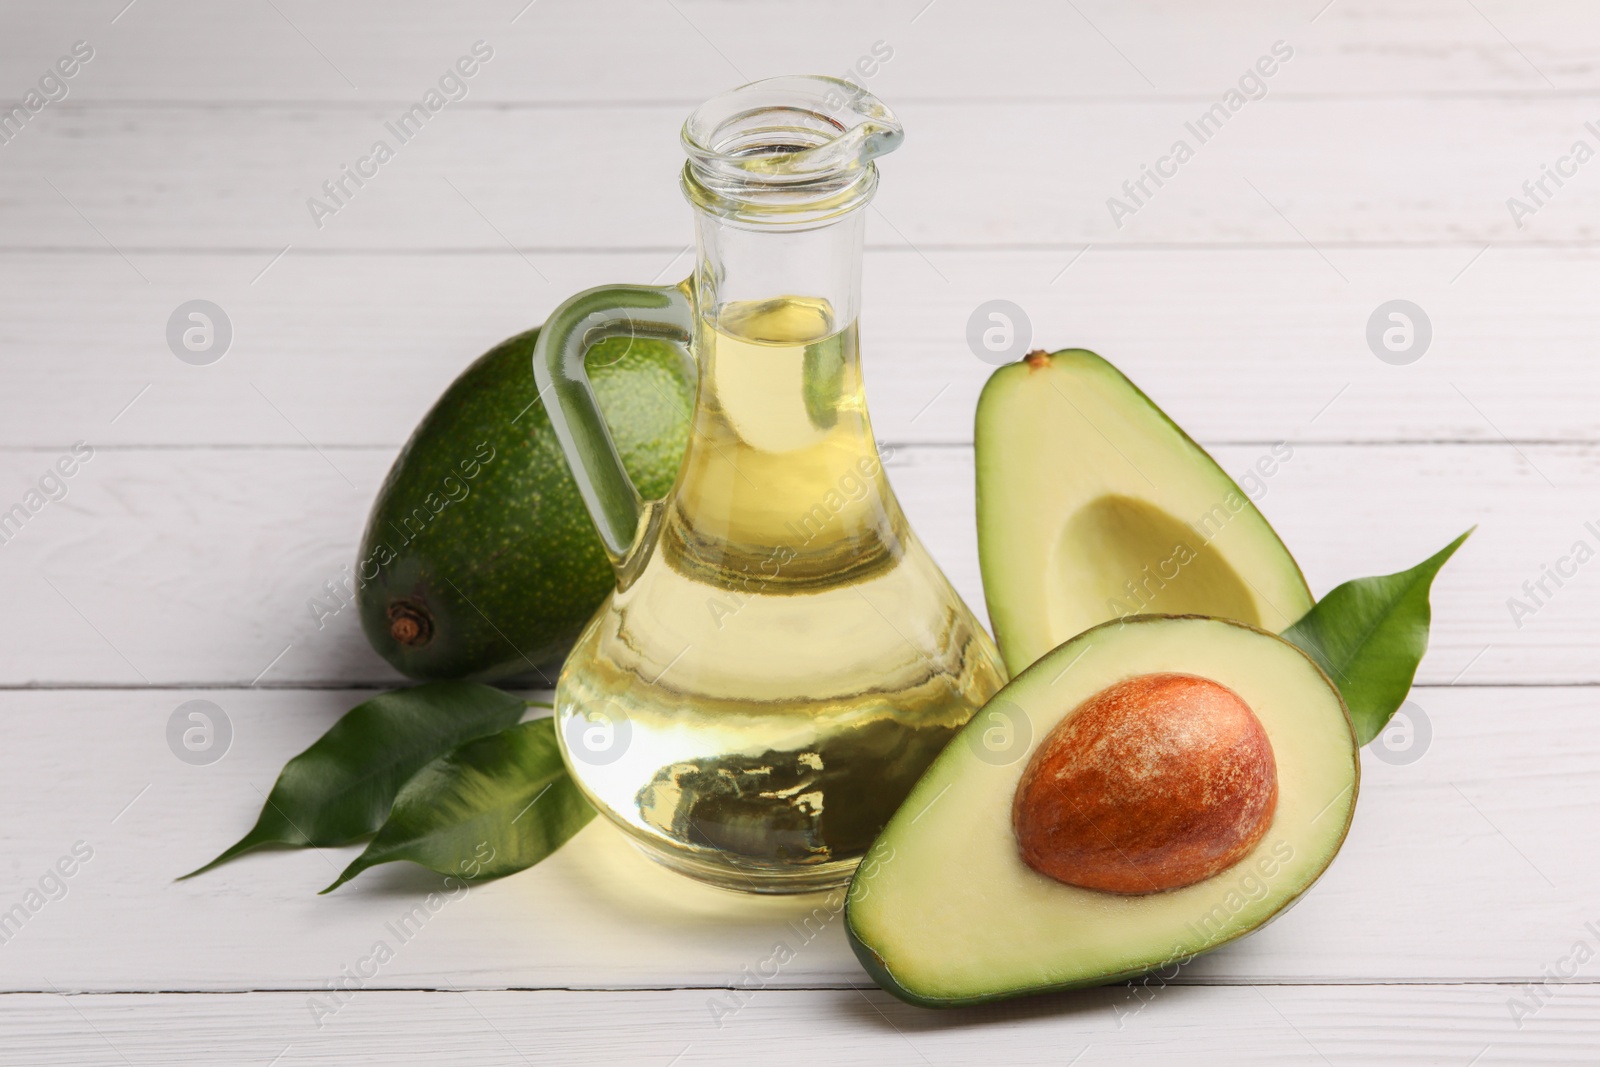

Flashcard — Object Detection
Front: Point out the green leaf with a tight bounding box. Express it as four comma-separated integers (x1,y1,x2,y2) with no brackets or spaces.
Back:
321,718,594,893
181,683,528,879
1282,528,1473,746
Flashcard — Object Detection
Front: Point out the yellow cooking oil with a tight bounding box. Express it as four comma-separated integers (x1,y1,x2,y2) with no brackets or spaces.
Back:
554,296,1007,892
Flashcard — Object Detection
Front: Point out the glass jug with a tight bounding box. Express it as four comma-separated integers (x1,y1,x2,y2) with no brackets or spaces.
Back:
534,75,1006,894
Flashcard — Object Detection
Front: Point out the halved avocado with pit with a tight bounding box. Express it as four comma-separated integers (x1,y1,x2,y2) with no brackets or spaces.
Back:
845,614,1358,1007
975,349,1313,675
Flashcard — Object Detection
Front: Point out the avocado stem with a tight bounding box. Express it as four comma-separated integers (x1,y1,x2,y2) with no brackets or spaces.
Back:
387,601,434,647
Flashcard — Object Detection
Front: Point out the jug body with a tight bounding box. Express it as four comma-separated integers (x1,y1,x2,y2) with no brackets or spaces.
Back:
536,77,1007,893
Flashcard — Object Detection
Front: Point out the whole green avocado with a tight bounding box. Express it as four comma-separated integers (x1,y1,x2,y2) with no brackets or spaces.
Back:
357,327,694,682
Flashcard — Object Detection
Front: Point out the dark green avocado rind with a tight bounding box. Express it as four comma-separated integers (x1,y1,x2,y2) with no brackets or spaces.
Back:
356,328,694,682
845,916,1188,1008
843,613,1359,1009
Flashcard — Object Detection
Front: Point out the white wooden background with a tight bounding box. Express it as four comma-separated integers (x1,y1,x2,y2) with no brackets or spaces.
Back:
1,0,1596,1062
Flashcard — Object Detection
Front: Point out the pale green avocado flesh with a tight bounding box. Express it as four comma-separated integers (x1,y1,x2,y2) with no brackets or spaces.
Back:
975,349,1314,676
845,615,1358,1007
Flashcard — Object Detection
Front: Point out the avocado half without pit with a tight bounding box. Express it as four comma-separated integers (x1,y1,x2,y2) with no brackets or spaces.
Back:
845,615,1359,1007
975,349,1314,676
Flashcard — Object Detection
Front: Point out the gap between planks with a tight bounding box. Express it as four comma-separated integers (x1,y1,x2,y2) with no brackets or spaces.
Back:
13,978,1600,997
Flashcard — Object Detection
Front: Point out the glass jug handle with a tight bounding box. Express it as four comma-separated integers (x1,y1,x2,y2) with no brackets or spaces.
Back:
532,282,695,568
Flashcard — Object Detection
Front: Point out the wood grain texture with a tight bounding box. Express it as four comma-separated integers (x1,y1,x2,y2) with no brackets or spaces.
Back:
4,0,1599,102
1,247,1592,449
1,986,1594,1065
0,0,1594,1057
6,97,1600,250
0,442,1558,687
0,682,1588,992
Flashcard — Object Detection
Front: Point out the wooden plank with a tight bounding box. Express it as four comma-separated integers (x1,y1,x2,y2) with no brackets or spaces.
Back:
5,96,1600,251
5,0,1598,102
2,247,1593,449
0,442,1559,687
2,985,1596,1066
0,682,1588,992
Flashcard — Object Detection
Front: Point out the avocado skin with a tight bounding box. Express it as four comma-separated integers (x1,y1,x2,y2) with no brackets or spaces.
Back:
847,858,1330,1009
845,917,1161,1008
356,327,694,682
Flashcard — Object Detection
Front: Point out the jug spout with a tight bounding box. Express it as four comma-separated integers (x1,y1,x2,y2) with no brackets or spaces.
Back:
681,75,903,226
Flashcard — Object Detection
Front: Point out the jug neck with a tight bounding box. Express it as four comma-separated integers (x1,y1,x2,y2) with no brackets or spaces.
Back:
690,207,866,339
644,76,907,577
677,75,902,342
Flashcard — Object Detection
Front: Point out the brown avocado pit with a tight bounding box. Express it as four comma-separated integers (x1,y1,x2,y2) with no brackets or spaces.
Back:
1012,671,1277,894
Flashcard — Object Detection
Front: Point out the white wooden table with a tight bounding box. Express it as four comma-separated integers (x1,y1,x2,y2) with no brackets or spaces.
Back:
2,1,1596,1062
